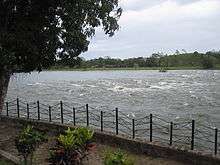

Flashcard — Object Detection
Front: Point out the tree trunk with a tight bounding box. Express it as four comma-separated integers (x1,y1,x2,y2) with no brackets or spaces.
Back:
0,70,11,113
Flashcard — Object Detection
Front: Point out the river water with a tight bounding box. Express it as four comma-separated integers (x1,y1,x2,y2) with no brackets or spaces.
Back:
6,70,220,128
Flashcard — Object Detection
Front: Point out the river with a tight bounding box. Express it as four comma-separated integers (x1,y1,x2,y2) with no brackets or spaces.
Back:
6,70,220,128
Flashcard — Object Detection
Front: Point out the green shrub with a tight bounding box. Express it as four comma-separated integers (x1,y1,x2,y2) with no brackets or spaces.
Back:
57,127,94,150
15,125,46,165
49,127,94,165
104,150,134,165
73,127,94,146
58,127,75,150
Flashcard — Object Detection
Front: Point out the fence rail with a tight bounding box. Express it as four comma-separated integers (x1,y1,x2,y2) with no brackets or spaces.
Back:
1,98,220,155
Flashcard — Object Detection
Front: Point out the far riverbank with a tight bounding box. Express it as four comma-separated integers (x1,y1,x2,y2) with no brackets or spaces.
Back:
46,66,220,71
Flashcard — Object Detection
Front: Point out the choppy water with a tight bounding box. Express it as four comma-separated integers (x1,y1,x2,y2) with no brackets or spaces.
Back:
6,70,220,128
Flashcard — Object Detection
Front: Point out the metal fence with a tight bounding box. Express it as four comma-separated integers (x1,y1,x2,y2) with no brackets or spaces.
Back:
1,97,219,155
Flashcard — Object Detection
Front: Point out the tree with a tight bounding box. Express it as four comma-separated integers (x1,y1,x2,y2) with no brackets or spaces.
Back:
151,53,163,67
201,55,214,69
175,50,180,55
0,0,122,111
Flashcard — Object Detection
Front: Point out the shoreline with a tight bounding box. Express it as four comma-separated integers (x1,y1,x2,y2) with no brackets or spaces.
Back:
45,66,220,71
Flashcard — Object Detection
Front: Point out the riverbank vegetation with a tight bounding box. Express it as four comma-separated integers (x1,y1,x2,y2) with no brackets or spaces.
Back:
50,51,220,70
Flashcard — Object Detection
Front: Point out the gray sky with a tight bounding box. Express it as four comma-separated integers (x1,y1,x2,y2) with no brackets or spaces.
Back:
82,0,220,59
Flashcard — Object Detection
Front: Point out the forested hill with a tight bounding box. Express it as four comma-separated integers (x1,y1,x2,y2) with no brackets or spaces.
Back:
53,51,220,70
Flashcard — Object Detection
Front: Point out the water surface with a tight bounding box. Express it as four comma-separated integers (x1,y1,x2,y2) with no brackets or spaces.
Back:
6,70,220,127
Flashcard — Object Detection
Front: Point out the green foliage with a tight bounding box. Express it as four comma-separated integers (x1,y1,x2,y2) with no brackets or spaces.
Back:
15,125,46,164
57,51,220,69
0,0,122,73
104,150,134,165
58,127,75,150
74,127,94,146
50,127,94,164
58,127,94,150
201,56,214,69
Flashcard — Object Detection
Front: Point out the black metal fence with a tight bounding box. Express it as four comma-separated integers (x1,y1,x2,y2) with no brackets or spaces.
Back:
2,98,219,155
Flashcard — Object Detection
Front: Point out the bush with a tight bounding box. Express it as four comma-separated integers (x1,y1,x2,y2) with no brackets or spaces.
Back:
15,125,47,165
49,127,95,165
202,56,214,69
104,150,134,165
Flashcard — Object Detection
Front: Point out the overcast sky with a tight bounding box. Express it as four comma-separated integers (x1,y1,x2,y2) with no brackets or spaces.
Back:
81,0,220,59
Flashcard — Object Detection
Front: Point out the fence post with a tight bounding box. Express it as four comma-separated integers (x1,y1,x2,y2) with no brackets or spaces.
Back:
170,122,173,146
60,101,63,124
49,106,52,122
101,111,103,132
37,101,40,120
27,103,29,119
191,120,195,150
16,98,20,118
86,104,89,126
6,102,9,116
73,107,76,126
215,128,218,155
150,114,153,142
116,108,119,135
132,119,135,139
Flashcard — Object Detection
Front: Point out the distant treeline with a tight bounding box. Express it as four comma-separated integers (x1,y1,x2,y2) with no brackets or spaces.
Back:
53,51,220,69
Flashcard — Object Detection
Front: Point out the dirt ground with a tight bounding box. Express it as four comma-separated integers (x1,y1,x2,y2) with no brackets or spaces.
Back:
0,120,185,165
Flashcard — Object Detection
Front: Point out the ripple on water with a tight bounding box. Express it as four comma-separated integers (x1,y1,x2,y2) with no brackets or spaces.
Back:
5,70,220,128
